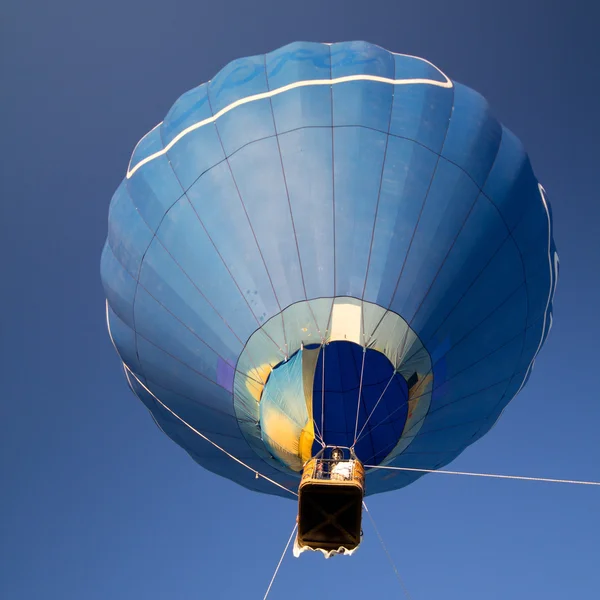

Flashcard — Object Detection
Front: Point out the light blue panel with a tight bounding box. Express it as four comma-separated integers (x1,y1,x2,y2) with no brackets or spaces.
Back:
134,285,222,388
441,83,502,188
209,54,267,112
184,160,281,322
227,137,305,309
390,159,480,322
393,53,449,82
107,181,154,278
332,80,393,131
330,41,394,75
164,123,225,193
154,197,260,340
410,196,512,343
266,41,331,87
267,42,332,132
277,128,334,299
126,128,183,232
129,123,162,172
106,304,144,377
270,86,332,131
100,242,136,329
135,336,231,418
138,238,243,365
160,82,223,191
334,126,387,297
331,41,395,131
260,351,307,466
390,54,454,153
261,351,306,426
161,83,211,145
363,137,439,306
208,54,275,156
213,98,275,158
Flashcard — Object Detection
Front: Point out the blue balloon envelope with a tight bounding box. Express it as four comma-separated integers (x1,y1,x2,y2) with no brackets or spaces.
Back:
101,41,558,498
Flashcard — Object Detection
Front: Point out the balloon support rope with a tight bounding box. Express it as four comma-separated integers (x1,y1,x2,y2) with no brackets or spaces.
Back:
352,345,368,444
363,501,413,599
263,523,297,600
364,465,600,486
123,364,298,498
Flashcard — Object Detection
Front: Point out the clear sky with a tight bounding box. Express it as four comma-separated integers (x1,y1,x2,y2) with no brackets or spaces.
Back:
2,1,599,598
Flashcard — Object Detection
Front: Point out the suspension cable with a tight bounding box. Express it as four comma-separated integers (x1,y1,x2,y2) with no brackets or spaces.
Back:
363,502,413,599
263,523,298,600
352,369,397,447
320,343,326,441
353,346,368,443
364,464,600,486
124,365,298,498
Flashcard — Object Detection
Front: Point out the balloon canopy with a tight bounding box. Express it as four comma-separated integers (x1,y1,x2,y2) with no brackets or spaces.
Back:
101,41,558,498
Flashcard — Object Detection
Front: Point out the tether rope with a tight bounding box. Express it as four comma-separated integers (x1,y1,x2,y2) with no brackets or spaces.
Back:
363,502,413,599
320,343,326,440
353,346,368,444
263,523,298,600
124,365,298,498
365,464,600,486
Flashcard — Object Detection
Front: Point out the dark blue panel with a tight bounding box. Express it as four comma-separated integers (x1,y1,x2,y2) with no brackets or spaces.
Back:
312,342,409,466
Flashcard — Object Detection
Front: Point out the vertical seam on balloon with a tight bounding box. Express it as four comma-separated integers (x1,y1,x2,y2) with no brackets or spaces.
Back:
361,56,397,306
263,54,324,344
328,45,337,333
205,89,289,356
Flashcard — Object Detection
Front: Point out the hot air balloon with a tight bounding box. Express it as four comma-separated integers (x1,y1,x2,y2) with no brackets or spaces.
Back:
101,41,557,556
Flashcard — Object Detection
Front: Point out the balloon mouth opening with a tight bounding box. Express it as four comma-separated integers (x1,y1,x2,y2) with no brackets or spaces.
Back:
258,341,410,469
233,297,433,477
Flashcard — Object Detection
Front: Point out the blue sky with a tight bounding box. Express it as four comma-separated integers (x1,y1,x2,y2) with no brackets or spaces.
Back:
2,1,599,598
